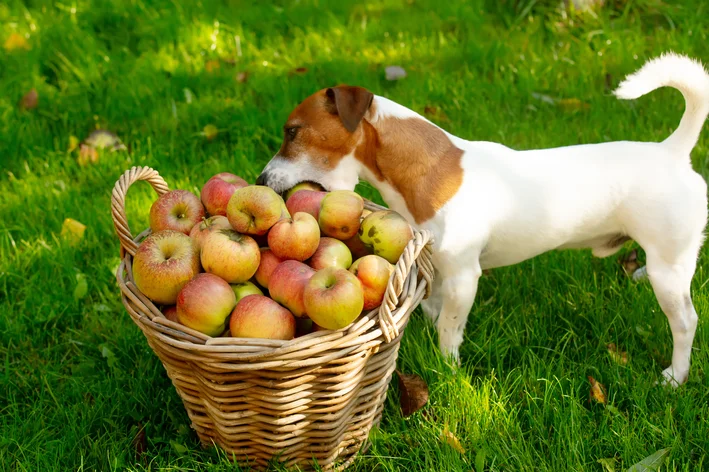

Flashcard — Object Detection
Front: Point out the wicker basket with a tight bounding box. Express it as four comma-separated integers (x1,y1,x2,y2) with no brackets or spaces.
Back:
111,166,434,470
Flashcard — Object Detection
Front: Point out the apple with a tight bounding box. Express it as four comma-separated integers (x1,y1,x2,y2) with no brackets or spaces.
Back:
150,190,205,234
189,215,231,252
285,182,325,200
285,190,327,220
230,294,296,340
201,229,260,283
254,248,284,289
303,268,364,330
177,273,236,336
227,185,290,235
133,230,200,304
343,233,373,260
349,255,394,310
200,172,248,216
268,212,320,261
231,280,263,304
162,305,179,323
318,190,364,240
309,237,352,270
269,260,315,318
358,210,413,264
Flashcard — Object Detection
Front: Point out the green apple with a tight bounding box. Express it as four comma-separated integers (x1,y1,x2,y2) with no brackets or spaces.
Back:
318,190,363,240
303,267,364,330
230,280,263,304
357,210,413,264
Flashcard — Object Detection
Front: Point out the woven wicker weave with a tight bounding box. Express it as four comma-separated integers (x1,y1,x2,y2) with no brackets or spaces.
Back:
112,166,434,470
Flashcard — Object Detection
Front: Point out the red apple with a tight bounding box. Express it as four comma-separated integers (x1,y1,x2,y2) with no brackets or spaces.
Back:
230,294,296,340
177,273,236,336
150,190,205,234
254,248,284,289
200,172,248,216
231,280,263,304
349,255,394,310
133,230,200,304
201,229,260,283
285,190,327,220
285,182,325,201
227,185,289,235
309,237,352,270
358,210,413,263
189,215,231,252
318,190,364,240
269,260,315,318
343,233,373,260
162,305,179,323
268,212,320,261
303,268,364,330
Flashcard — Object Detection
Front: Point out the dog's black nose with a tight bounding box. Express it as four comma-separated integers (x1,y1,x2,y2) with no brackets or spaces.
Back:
255,173,267,186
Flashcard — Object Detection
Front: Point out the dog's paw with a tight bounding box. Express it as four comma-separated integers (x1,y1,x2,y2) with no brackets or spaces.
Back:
657,366,687,388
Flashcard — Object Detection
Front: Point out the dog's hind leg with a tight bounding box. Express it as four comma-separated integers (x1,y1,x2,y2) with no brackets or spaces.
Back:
436,257,481,363
645,244,701,386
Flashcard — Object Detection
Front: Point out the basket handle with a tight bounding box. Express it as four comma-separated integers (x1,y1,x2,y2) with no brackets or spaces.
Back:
111,166,170,256
378,228,435,342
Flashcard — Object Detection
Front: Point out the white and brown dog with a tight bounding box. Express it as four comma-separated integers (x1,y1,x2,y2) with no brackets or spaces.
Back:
256,53,709,386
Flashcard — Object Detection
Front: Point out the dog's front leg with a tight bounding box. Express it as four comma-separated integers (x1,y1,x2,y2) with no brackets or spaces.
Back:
436,261,481,363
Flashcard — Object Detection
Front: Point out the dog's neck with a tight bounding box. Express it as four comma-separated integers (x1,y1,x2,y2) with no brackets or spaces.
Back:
353,96,464,225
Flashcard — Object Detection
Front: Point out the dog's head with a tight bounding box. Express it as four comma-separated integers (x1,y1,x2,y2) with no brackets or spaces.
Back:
256,85,374,194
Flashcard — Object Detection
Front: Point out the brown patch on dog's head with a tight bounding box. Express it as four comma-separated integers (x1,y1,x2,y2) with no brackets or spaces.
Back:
276,85,374,170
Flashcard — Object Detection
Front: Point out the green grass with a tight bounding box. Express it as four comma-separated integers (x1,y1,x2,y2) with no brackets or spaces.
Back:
1,0,708,470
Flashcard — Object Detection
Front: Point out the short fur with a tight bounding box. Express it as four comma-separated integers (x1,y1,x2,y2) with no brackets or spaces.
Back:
257,54,709,386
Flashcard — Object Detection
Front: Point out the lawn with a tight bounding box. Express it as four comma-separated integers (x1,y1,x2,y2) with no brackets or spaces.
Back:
1,0,708,470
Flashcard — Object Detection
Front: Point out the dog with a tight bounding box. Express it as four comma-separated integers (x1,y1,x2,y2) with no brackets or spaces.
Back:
256,53,709,386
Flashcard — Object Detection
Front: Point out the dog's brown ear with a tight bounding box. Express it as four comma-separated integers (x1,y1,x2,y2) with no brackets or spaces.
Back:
325,86,374,133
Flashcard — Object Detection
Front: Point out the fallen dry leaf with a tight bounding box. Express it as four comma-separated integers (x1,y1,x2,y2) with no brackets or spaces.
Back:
203,124,219,141
588,375,607,405
385,65,407,81
205,59,221,73
19,89,38,110
236,71,249,83
397,370,429,417
4,32,30,51
441,425,465,453
77,144,99,166
61,218,87,244
423,105,450,123
607,343,629,365
290,66,309,75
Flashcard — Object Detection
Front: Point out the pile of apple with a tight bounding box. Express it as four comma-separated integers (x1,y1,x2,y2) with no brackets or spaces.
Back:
132,173,413,341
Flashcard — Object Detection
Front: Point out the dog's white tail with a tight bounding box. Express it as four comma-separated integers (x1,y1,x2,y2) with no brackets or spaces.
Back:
614,53,709,156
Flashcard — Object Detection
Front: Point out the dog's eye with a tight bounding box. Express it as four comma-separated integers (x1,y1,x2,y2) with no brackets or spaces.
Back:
285,126,299,140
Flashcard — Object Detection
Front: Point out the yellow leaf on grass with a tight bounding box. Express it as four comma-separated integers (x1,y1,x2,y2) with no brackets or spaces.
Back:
441,425,465,453
203,124,218,141
61,218,86,244
588,375,607,405
205,59,221,73
68,136,80,153
4,32,30,51
607,343,629,365
558,98,590,110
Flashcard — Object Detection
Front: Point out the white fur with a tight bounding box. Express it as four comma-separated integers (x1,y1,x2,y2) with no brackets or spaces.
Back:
260,54,709,386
